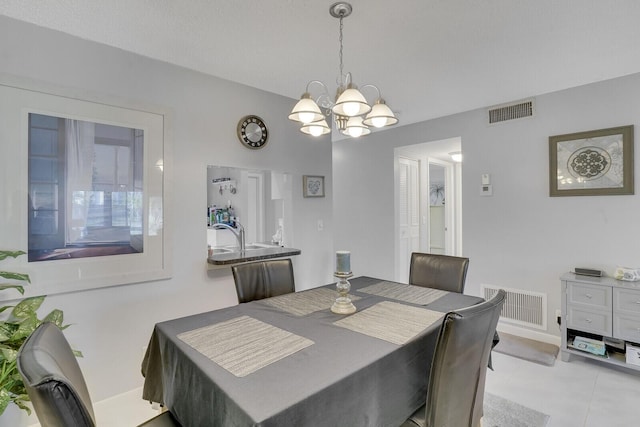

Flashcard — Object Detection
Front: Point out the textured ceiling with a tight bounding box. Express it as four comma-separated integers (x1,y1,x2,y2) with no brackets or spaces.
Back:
2,0,640,130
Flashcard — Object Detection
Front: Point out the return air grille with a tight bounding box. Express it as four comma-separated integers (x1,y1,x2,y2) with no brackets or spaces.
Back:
482,285,546,330
488,100,534,124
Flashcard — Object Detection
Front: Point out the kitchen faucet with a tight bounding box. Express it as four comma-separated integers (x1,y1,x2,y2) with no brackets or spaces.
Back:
212,222,245,252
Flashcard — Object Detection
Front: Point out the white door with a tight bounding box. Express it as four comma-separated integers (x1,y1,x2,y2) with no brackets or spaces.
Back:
396,157,420,282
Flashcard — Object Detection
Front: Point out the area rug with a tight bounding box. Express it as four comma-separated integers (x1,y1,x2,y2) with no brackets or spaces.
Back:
493,332,559,367
483,393,550,427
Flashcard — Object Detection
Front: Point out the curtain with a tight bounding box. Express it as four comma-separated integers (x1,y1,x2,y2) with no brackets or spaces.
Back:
65,119,95,244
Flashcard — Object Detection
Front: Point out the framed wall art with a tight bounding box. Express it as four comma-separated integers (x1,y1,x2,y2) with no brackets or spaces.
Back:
549,125,634,196
0,75,172,300
303,175,325,198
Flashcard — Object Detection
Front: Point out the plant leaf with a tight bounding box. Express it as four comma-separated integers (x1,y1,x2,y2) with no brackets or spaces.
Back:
13,397,32,415
10,296,45,319
0,305,16,315
0,388,10,416
12,316,37,341
42,309,64,327
0,271,30,283
0,284,25,294
0,349,17,364
73,349,84,358
0,251,26,261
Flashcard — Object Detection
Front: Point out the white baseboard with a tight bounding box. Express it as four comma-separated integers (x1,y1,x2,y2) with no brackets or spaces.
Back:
496,321,562,347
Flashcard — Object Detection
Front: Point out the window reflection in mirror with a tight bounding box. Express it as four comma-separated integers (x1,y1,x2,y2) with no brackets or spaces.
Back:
207,166,293,247
28,113,144,261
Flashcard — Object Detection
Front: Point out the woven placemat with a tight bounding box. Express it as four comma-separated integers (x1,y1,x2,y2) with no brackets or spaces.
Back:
177,315,313,377
357,281,448,305
334,301,444,345
260,287,360,316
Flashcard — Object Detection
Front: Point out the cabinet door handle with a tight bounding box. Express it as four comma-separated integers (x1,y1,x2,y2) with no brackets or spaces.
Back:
585,293,593,299
585,318,592,323
635,300,640,304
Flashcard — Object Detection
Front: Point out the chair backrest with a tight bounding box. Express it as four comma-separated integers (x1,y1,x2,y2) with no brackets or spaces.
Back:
17,322,96,427
231,259,295,303
426,289,505,427
409,252,469,293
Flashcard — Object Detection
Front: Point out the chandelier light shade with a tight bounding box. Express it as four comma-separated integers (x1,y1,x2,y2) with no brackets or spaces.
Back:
332,85,371,117
301,119,331,136
363,99,399,128
288,2,398,138
288,93,324,124
343,116,370,138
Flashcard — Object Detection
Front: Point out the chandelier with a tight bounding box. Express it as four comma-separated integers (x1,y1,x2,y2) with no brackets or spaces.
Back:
288,2,398,138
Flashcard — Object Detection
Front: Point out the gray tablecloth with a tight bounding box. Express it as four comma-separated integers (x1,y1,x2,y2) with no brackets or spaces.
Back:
141,276,483,427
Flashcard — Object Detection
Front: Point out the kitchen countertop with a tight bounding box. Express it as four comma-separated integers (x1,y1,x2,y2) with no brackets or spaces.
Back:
207,245,301,266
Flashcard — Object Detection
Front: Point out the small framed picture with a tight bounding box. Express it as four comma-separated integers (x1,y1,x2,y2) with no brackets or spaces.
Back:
303,175,325,198
549,125,634,196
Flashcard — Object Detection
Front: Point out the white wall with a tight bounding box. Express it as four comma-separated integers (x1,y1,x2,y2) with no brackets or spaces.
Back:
334,72,640,340
0,16,334,426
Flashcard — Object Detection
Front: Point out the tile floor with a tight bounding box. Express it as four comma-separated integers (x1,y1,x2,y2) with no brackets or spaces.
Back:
485,351,640,427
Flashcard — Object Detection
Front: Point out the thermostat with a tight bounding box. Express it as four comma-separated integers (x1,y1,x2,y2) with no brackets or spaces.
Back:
480,184,493,196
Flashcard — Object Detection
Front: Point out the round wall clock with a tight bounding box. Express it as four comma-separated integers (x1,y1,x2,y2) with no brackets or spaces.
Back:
237,115,268,149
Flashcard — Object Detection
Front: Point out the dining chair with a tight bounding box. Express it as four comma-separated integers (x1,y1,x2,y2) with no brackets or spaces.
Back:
401,289,506,427
231,258,295,303
409,252,470,293
17,322,180,427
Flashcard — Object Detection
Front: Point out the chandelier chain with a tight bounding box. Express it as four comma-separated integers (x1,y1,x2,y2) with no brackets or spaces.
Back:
338,15,344,87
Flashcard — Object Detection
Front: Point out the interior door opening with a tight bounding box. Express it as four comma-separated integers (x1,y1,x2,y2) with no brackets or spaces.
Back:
394,137,462,282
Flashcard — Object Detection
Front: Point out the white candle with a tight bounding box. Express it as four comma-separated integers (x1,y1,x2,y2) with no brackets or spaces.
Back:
336,251,351,273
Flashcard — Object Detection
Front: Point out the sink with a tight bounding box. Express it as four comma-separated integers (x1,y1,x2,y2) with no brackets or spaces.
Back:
243,243,273,250
210,243,276,255
211,248,233,254
245,243,276,249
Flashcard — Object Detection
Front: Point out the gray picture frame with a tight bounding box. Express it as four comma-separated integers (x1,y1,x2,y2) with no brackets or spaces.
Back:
303,175,325,198
549,125,634,196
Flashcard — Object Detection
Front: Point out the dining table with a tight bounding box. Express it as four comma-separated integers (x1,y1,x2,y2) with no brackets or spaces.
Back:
141,276,484,427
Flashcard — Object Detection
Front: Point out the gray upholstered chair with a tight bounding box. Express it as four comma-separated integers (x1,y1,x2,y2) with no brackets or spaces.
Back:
17,322,180,427
409,252,470,293
401,289,506,427
231,258,295,303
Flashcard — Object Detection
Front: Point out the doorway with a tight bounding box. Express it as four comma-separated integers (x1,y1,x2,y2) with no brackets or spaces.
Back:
393,137,462,282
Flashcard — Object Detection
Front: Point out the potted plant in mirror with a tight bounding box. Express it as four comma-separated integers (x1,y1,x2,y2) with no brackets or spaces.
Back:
0,250,79,417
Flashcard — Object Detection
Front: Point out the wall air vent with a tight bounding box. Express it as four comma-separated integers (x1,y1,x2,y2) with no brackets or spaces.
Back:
487,99,535,124
482,284,547,330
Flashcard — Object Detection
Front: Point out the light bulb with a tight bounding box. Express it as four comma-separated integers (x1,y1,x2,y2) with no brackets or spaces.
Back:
371,117,388,128
348,126,363,138
299,112,315,124
343,102,360,116
309,125,324,137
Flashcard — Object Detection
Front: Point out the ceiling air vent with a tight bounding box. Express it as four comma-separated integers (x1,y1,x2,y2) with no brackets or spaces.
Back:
487,99,535,124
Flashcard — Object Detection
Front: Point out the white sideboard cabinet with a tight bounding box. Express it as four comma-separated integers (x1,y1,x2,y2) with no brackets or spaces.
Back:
560,272,640,372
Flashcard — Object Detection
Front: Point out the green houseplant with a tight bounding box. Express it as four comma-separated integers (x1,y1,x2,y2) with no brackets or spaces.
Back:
0,250,76,416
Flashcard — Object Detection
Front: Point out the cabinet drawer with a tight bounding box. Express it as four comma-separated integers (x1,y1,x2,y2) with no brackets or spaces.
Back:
567,305,612,336
614,288,640,315
614,313,640,343
567,282,611,309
